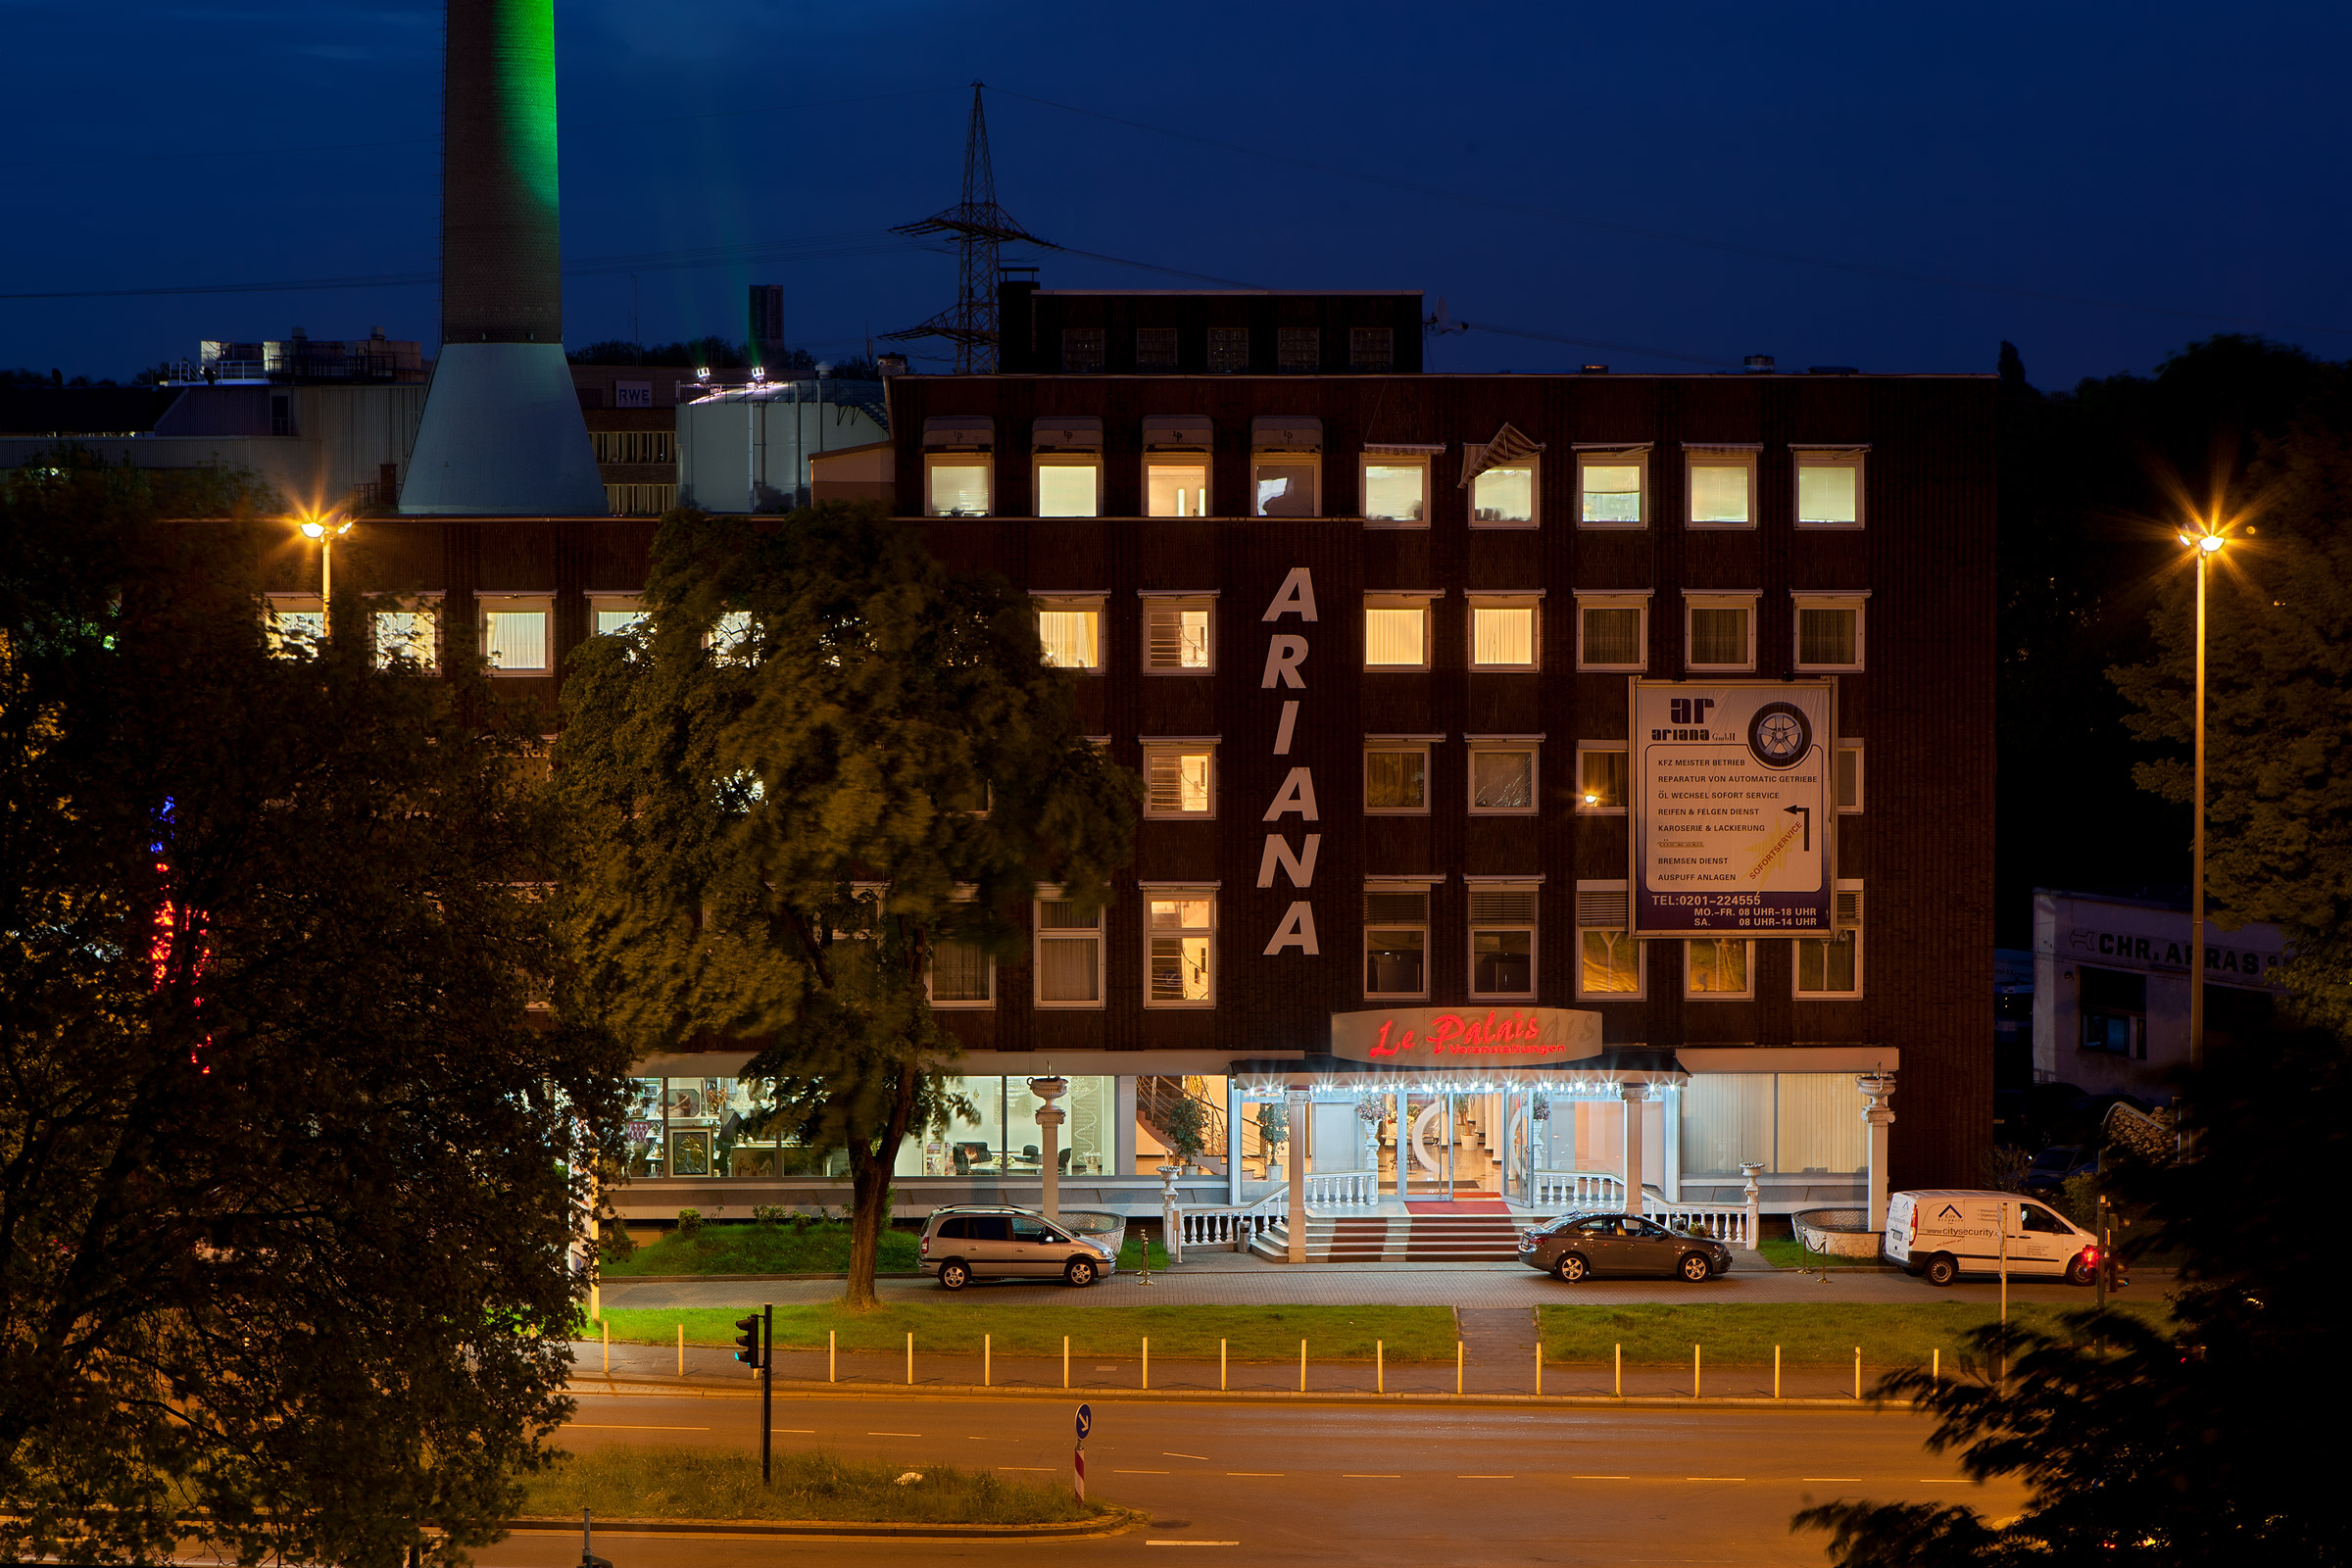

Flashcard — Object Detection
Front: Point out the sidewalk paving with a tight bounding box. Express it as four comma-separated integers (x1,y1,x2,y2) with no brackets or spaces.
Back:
600,1256,2148,1311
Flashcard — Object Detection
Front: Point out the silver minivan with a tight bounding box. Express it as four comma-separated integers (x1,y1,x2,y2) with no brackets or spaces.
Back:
918,1205,1118,1290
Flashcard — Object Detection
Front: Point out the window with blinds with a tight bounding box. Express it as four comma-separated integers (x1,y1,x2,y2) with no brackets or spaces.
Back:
1688,605,1751,668
1469,886,1537,998
1147,893,1214,1005
1578,604,1644,669
1577,746,1627,812
1362,458,1428,523
1364,604,1428,668
1470,747,1536,812
1579,456,1644,526
1364,746,1428,812
1796,604,1862,668
1687,457,1753,526
1036,605,1102,670
1145,602,1213,671
1364,888,1429,998
1143,746,1214,817
1035,897,1102,1005
1035,458,1101,518
481,603,550,672
1471,463,1536,526
1679,1072,1869,1174
929,939,993,1005
926,459,991,517
1795,454,1864,527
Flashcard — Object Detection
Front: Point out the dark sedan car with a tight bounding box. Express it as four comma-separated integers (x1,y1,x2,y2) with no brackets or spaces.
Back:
1518,1212,1732,1283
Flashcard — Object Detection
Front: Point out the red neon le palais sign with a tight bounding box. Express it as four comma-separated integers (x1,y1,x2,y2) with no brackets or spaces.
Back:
1328,1006,1602,1068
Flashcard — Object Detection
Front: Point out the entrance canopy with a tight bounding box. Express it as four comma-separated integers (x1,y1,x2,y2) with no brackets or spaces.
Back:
1229,1046,1687,1098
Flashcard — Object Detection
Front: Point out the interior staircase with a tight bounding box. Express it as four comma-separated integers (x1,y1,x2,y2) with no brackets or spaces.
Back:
1249,1210,1530,1263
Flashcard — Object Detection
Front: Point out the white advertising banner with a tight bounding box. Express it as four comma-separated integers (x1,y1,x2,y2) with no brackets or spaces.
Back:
1630,680,1835,936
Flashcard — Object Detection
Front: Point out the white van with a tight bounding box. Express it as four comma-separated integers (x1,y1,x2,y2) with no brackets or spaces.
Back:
1884,1189,2101,1287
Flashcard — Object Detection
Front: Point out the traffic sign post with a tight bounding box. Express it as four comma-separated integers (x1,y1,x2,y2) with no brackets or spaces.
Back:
1073,1402,1093,1501
761,1303,774,1484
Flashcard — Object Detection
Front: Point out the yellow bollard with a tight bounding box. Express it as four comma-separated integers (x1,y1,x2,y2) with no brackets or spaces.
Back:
1221,1339,1228,1393
1774,1345,1782,1399
590,1283,601,1322
1456,1341,1464,1396
1693,1344,1701,1399
1613,1343,1621,1398
1063,1335,1070,1390
1535,1343,1543,1397
830,1330,837,1384
676,1323,684,1379
985,1333,992,1389
602,1320,609,1376
1143,1337,1150,1391
1854,1348,1862,1400
1933,1348,1940,1385
1299,1339,1306,1393
906,1331,912,1387
1378,1341,1385,1395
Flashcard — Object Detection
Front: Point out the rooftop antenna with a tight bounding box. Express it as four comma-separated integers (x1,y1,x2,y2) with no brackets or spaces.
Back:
886,82,1048,372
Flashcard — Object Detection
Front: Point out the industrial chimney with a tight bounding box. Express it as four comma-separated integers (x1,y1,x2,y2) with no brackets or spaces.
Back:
401,0,606,515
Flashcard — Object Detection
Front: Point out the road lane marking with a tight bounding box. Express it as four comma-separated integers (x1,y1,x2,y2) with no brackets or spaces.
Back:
1165,1452,1210,1460
1804,1478,1864,1483
1146,1544,1240,1548
771,1428,814,1434
1342,1474,1400,1479
1224,1471,1283,1477
1115,1469,1169,1474
1686,1477,1747,1482
1572,1475,1630,1480
868,1431,923,1437
1457,1474,1514,1479
568,1424,711,1431
997,1466,1054,1471
1921,1478,1978,1484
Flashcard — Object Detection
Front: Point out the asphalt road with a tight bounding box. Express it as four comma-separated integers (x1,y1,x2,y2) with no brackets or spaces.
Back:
480,1390,2020,1567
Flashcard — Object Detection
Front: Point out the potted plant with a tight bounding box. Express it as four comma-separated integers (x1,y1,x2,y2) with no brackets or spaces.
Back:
1257,1101,1288,1181
1160,1092,1210,1174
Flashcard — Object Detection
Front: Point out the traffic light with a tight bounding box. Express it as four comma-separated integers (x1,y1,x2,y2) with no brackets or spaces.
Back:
733,1312,763,1369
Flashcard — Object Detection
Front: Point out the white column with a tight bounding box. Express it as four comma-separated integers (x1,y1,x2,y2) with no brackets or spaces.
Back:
1286,1088,1310,1262
1858,1074,1896,1231
1662,1084,1684,1202
1740,1161,1764,1250
1029,1076,1068,1225
1227,1082,1245,1206
1620,1084,1646,1214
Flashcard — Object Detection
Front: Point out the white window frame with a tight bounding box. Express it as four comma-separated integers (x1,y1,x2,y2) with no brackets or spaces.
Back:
1467,880,1541,1001
1466,740,1540,816
1140,592,1217,675
1466,447,1540,530
1363,593,1435,671
590,593,646,639
1792,592,1868,672
1032,453,1102,518
1363,739,1433,816
1142,884,1217,1008
1360,448,1436,528
1793,446,1868,530
1684,444,1760,530
1141,740,1217,819
1468,593,1543,670
1684,936,1755,1001
1251,453,1321,518
371,596,442,671
1033,594,1105,672
1836,742,1865,814
1685,593,1758,673
1363,882,1436,1002
477,592,555,676
926,889,995,1010
1033,889,1105,1009
1793,882,1866,999
1575,446,1649,530
264,592,324,656
1144,455,1212,518
1575,593,1648,672
1575,742,1629,815
924,453,994,517
1573,878,1646,1001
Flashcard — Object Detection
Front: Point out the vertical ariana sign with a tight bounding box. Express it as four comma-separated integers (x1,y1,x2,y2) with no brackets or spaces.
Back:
1631,679,1835,935
1257,567,1321,958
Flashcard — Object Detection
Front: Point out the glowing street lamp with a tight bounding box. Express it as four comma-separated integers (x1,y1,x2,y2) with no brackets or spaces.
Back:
2175,522,2229,1078
296,512,354,636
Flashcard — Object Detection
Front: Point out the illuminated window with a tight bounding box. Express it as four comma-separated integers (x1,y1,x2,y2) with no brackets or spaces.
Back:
1361,455,1429,524
1253,459,1318,517
1146,891,1215,1006
1142,743,1215,817
1364,743,1429,813
1470,600,1539,668
1469,746,1537,813
1471,462,1536,526
264,594,323,656
1686,938,1752,999
372,607,437,670
926,459,991,517
1146,460,1210,517
1578,451,1646,527
1144,598,1214,672
1365,887,1431,999
592,594,645,637
1035,457,1101,517
1469,885,1538,999
1575,880,1642,998
1035,891,1103,1006
1795,450,1865,528
1687,449,1757,528
479,595,552,674
1576,745,1627,813
1035,599,1102,671
1364,599,1430,669
1577,598,1647,670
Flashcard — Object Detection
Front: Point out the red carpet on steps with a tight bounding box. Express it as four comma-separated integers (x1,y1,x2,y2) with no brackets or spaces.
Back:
1402,1200,1513,1214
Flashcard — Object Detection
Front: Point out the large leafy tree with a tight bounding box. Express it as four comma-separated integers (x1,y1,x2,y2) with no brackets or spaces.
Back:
2112,405,2352,1031
0,456,627,1565
556,503,1134,1305
1793,1022,2351,1566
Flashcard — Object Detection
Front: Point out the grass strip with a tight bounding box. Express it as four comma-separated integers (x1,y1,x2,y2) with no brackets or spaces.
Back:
524,1445,1100,1524
1754,1236,1876,1272
590,1302,1456,1362
1538,1300,2175,1365
602,1222,921,1278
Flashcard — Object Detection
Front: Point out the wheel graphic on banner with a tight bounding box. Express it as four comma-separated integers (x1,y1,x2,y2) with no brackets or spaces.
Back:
1746,702,1813,770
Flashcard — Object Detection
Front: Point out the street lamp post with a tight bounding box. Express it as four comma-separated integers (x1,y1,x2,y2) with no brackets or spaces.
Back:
298,513,355,637
2177,525,2226,1080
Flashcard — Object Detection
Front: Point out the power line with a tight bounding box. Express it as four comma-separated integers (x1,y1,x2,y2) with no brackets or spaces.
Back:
993,86,2352,340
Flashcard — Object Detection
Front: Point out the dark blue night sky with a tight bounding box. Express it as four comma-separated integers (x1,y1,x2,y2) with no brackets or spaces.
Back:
6,0,2348,387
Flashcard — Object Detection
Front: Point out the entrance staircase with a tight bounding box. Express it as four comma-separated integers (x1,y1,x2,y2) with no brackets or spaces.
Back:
1249,1210,1529,1263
